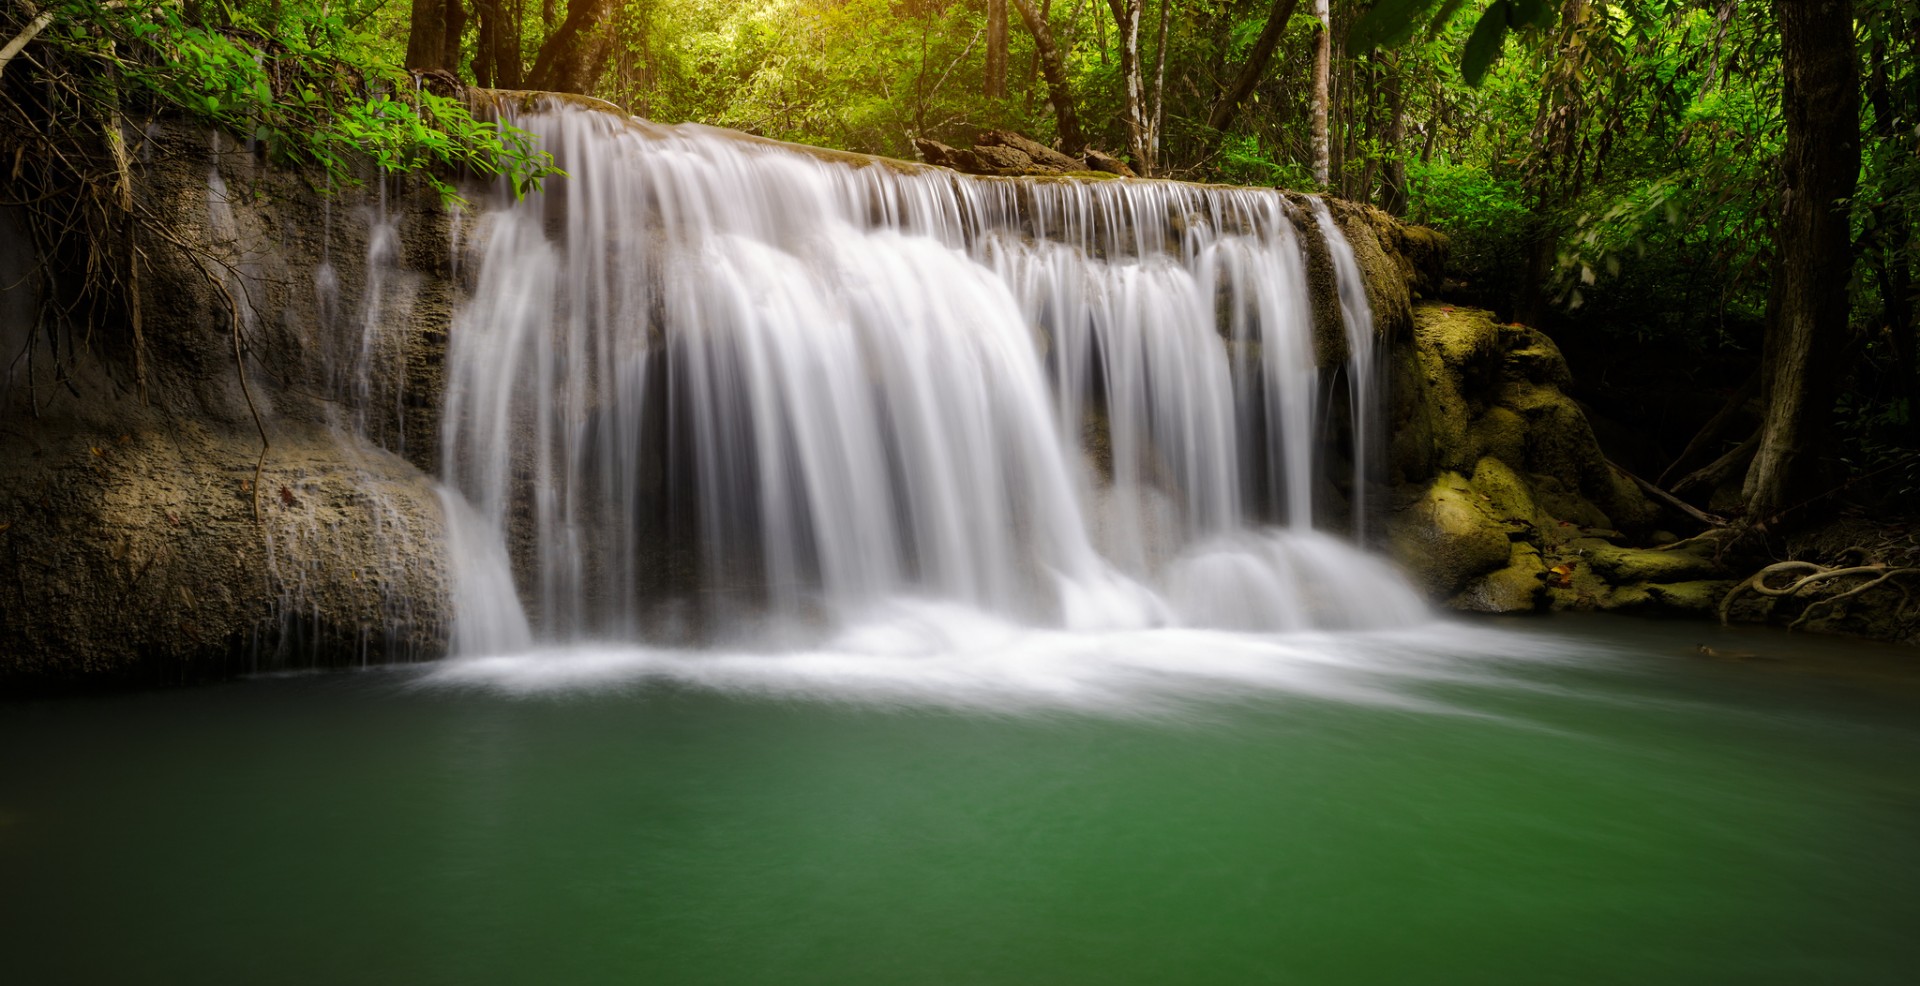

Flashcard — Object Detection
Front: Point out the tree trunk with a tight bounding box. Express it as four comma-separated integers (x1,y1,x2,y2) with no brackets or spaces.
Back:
1357,57,1378,203
1743,0,1861,521
405,0,466,74
986,0,1008,99
1205,0,1299,130
1382,56,1408,214
1009,0,1085,151
1148,0,1169,172
1105,0,1148,173
473,0,524,89
1310,0,1330,188
1866,33,1919,446
528,0,615,94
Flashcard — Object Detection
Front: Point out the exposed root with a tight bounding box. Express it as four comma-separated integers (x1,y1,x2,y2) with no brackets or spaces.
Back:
1719,558,1920,629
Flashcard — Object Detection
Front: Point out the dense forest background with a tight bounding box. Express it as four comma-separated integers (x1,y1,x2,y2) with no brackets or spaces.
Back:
2,0,1916,530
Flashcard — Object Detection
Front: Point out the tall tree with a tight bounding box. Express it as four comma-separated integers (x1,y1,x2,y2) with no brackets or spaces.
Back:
473,0,525,89
527,0,616,94
1008,0,1086,150
1310,0,1331,187
1743,0,1862,521
1206,0,1300,131
1104,0,1150,172
986,0,1008,98
1381,54,1408,214
405,0,466,74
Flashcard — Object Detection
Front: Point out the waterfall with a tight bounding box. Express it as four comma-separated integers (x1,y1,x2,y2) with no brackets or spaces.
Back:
438,100,1425,653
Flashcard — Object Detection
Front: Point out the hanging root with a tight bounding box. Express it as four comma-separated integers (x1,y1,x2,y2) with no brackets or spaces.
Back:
1719,558,1920,629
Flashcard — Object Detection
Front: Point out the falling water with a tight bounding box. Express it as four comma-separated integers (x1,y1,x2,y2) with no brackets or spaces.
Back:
439,99,1426,653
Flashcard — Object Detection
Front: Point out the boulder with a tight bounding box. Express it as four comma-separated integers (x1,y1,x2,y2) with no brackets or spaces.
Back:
1083,148,1138,177
976,130,1082,171
912,137,984,173
1452,545,1548,613
1387,472,1516,596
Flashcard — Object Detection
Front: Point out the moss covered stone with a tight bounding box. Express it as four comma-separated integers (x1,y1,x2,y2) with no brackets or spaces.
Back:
1386,472,1515,596
1451,542,1548,613
1645,580,1740,614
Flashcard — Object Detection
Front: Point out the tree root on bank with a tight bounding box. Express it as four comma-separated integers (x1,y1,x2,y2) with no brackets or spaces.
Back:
1719,559,1920,630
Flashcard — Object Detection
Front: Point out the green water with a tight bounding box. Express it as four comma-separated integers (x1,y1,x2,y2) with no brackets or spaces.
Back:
3,616,1917,984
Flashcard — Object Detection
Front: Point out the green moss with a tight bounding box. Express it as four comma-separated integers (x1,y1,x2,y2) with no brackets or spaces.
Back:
1386,471,1515,596
1583,542,1723,583
1645,580,1739,614
1469,407,1528,466
1468,456,1537,526
1450,542,1547,613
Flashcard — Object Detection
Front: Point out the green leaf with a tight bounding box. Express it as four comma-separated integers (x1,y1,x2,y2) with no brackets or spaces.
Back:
1460,4,1512,86
1425,0,1471,38
1350,0,1445,51
1506,0,1555,30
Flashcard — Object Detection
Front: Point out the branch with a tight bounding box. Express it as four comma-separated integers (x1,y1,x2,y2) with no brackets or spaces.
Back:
0,8,57,82
1612,461,1726,528
1206,0,1300,130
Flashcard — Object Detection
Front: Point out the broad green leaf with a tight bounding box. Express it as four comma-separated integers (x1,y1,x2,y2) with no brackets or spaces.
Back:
1460,4,1512,86
1351,0,1446,51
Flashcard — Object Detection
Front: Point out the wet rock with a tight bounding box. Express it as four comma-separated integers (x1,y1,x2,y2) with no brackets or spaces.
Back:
1452,543,1548,613
0,120,460,685
1646,580,1739,614
1387,472,1515,596
1582,541,1723,583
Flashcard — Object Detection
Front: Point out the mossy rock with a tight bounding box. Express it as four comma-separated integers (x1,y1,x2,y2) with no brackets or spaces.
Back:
1385,347,1438,483
1468,407,1528,470
1386,471,1515,596
1583,542,1724,584
1531,474,1614,532
1468,456,1538,527
1646,580,1739,614
1450,542,1547,613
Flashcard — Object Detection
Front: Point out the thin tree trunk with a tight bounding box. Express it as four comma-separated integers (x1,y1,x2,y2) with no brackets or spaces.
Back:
1743,0,1861,521
1310,0,1331,188
986,0,1008,98
1206,0,1300,130
1383,56,1408,214
1358,57,1379,203
1867,33,1919,445
1009,0,1086,151
1148,0,1169,172
1105,0,1148,172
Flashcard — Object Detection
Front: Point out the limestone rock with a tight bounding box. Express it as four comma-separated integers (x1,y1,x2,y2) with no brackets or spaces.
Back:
976,130,1082,171
1452,543,1548,613
972,144,1039,174
1083,148,1138,177
1387,472,1515,596
1645,580,1739,614
913,137,984,173
1581,541,1723,583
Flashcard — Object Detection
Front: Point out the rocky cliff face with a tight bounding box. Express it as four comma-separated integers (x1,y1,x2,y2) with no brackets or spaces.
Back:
0,122,464,685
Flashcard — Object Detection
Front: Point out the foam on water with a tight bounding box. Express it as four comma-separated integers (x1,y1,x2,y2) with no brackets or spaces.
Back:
419,603,1593,716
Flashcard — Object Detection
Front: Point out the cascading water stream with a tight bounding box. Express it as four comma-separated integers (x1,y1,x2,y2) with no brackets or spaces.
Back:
438,100,1427,654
